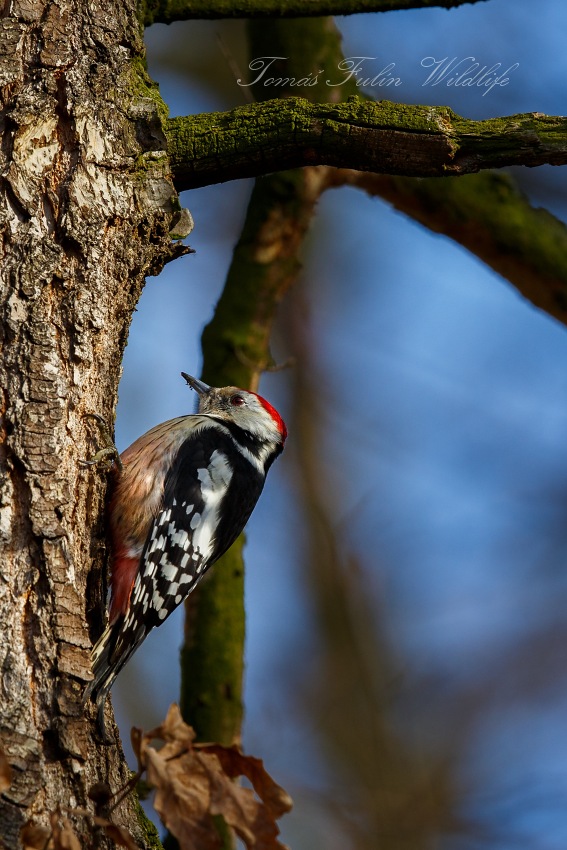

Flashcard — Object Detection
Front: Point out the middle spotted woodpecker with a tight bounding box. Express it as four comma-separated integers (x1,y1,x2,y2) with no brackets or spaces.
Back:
83,372,286,730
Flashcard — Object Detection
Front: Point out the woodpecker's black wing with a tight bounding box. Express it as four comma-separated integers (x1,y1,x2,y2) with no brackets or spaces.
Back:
130,425,265,629
85,423,265,728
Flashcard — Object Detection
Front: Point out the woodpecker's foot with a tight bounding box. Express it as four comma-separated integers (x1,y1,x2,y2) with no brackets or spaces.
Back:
80,413,123,472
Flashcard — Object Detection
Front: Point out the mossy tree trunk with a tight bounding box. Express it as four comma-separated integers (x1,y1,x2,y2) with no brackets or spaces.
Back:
0,0,183,846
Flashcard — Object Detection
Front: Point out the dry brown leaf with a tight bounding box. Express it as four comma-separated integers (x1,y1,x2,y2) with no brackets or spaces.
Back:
146,702,196,750
93,817,141,850
201,751,289,850
0,744,12,793
20,822,51,850
51,814,81,850
201,745,293,819
139,704,292,850
144,742,222,850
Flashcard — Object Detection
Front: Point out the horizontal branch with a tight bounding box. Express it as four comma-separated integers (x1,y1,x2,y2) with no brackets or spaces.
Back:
165,97,567,191
142,0,488,25
325,169,567,324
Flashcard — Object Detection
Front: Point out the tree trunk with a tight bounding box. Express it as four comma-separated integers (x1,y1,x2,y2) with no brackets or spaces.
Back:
0,0,182,845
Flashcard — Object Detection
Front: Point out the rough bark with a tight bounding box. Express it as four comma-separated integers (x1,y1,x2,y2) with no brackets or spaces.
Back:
0,0,184,846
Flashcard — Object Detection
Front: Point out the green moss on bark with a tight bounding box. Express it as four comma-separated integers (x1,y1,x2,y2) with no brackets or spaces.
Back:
135,797,164,850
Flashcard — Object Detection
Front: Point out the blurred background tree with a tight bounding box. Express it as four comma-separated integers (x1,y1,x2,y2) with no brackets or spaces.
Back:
113,2,567,849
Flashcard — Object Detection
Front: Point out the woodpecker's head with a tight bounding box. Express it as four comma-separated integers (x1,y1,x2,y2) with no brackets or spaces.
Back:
182,372,287,449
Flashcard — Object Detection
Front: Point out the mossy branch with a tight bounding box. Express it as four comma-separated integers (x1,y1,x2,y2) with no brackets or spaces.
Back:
165,99,567,191
142,0,488,25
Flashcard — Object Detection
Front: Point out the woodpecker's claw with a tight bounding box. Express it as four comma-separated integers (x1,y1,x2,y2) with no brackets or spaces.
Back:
79,447,120,469
80,413,123,472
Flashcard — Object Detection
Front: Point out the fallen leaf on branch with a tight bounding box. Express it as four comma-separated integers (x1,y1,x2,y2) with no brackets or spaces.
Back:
134,704,293,850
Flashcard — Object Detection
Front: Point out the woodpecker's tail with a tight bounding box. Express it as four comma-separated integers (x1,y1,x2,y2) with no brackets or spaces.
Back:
83,618,140,738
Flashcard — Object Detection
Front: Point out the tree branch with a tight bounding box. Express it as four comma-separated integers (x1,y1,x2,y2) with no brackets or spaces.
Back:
142,0,488,25
325,169,567,323
166,98,567,191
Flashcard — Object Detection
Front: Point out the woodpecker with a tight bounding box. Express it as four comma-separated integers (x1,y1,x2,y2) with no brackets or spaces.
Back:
83,373,287,731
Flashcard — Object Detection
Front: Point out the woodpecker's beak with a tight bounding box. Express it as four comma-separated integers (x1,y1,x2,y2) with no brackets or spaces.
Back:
181,372,211,395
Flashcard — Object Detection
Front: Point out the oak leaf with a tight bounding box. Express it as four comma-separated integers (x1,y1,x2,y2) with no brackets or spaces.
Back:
134,704,292,850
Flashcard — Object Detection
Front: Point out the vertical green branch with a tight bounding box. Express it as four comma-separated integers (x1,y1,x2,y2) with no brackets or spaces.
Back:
179,168,323,745
179,13,352,848
179,15,348,732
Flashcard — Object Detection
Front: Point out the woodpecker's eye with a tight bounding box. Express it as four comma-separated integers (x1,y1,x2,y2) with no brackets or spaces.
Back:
230,394,246,407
